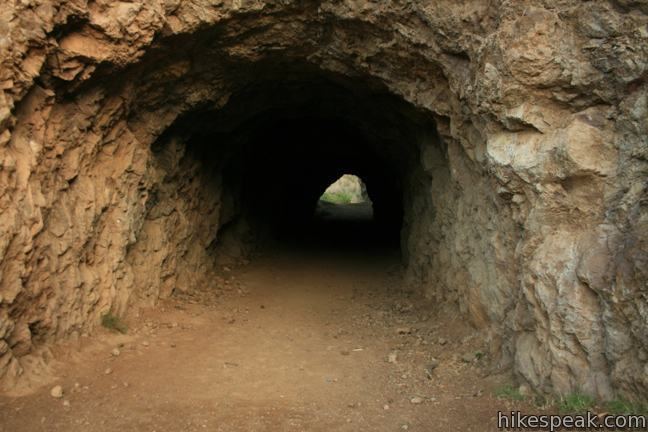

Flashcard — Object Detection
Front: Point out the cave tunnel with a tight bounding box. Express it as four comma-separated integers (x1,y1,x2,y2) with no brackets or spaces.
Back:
151,64,436,261
3,4,643,423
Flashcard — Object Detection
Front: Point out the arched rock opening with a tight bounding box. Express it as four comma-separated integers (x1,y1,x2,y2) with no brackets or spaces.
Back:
150,69,423,257
0,1,646,402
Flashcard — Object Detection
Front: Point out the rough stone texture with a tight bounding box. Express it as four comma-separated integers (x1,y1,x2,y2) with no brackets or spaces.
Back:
0,0,646,401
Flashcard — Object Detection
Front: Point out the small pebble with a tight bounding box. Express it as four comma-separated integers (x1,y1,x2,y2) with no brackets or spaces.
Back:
111,348,121,357
50,385,63,398
104,367,113,375
63,400,70,407
410,396,424,404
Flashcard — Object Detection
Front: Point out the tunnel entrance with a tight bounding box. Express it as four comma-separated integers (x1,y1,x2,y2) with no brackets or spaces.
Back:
148,65,436,266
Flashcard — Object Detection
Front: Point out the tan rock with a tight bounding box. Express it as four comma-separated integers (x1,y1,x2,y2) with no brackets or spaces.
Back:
50,385,63,398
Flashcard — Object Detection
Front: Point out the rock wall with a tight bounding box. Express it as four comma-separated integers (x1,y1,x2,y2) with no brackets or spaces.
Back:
0,0,646,400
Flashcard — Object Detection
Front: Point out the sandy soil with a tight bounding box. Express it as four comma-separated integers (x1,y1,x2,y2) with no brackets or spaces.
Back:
0,203,537,432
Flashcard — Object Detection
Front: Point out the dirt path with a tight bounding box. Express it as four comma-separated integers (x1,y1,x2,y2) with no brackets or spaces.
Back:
0,207,533,431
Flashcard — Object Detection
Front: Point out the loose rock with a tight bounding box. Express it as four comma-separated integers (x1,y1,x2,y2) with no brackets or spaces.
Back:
50,385,63,398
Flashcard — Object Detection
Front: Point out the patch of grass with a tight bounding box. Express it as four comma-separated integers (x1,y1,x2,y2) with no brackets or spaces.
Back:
495,384,525,401
558,393,596,413
320,191,353,204
605,398,648,415
101,312,128,334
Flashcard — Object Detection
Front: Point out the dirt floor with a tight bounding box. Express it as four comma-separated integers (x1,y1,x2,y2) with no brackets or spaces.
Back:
0,203,541,432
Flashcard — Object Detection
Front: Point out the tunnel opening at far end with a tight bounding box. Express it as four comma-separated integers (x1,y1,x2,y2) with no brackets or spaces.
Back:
319,174,372,207
310,173,380,252
316,174,374,223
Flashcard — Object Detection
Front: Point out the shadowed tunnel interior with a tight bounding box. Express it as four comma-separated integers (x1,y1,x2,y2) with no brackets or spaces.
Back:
152,65,437,258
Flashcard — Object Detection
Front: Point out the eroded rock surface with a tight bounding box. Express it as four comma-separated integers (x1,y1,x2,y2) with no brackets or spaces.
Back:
0,0,646,401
